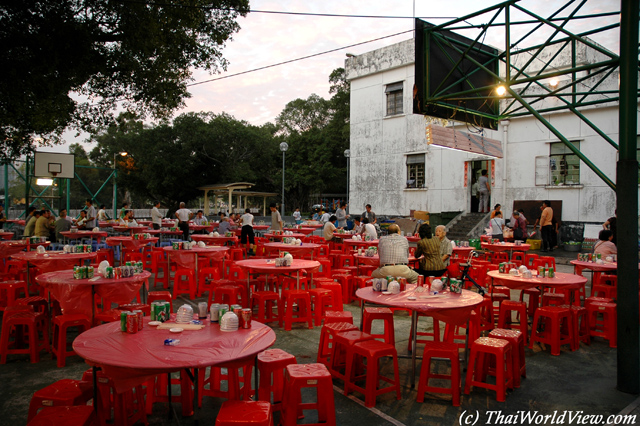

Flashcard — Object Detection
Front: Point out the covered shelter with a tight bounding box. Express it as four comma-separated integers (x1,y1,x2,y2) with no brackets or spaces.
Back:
196,182,278,216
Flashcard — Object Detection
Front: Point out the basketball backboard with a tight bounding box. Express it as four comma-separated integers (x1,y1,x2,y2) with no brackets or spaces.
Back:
34,151,75,179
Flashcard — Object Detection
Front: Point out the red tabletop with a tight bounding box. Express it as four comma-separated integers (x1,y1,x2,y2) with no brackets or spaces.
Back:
112,225,149,235
0,231,14,240
189,224,215,232
452,246,475,254
73,318,275,393
0,240,28,259
569,260,620,273
190,234,239,245
487,270,587,291
302,223,323,229
36,270,150,319
264,233,307,240
6,219,26,226
406,235,420,243
331,233,355,239
232,225,270,235
144,229,184,237
283,227,316,235
235,258,321,275
105,236,158,250
98,221,117,228
263,243,320,257
60,230,109,243
481,242,531,252
163,246,229,270
12,251,97,273
343,239,379,249
354,254,420,267
356,286,483,326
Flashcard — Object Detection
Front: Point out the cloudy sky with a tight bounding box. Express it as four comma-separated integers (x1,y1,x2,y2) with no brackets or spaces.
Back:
59,0,620,151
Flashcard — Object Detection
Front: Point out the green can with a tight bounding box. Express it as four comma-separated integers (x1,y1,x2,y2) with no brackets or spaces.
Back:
73,266,81,280
162,301,171,322
120,311,129,331
548,267,555,278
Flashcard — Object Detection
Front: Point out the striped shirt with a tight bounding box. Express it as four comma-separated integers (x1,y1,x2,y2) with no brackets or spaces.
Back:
415,237,446,271
378,233,409,265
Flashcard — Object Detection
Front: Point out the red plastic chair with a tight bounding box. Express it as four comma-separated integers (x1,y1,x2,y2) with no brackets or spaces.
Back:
172,269,196,300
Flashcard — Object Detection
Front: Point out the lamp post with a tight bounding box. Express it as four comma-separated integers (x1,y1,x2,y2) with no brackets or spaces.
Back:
279,142,288,217
344,149,350,214
112,151,127,219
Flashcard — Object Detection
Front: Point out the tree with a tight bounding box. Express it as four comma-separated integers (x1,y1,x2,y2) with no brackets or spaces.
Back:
0,0,249,160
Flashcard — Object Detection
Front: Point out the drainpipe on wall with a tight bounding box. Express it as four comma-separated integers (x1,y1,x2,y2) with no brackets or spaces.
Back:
500,120,510,208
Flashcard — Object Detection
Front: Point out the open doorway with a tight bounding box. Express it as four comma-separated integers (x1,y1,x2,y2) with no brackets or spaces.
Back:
469,160,493,213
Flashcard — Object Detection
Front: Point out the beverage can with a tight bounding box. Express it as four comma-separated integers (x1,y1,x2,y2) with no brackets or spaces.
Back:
126,312,138,333
219,304,229,319
87,266,94,279
417,275,424,286
172,242,179,250
498,262,505,273
198,302,208,319
210,303,220,322
73,266,81,280
241,309,252,329
133,310,143,330
548,267,555,278
232,306,242,318
126,261,132,267
596,253,601,260
105,266,113,279
120,311,129,331
162,302,171,322
81,266,88,279
150,302,158,321
538,266,545,278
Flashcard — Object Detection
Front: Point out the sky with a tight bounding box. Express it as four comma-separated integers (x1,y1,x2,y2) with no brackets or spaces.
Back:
57,0,620,153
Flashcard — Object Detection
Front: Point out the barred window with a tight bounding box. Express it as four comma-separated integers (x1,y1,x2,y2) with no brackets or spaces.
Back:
406,154,425,188
385,82,403,116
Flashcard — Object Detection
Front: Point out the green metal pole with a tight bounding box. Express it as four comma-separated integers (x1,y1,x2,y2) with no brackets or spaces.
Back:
4,162,8,214
66,178,70,212
616,0,639,395
113,168,117,220
25,156,30,216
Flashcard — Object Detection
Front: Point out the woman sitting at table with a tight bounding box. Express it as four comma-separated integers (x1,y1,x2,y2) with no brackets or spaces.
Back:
119,210,138,227
414,224,446,277
594,229,617,257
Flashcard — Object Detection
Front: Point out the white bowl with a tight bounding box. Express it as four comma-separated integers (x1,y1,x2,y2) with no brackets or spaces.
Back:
169,328,183,333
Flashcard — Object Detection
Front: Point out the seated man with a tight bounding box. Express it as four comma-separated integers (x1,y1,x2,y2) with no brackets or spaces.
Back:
352,216,363,234
371,224,419,283
218,217,231,234
323,215,337,242
362,217,378,240
55,209,72,241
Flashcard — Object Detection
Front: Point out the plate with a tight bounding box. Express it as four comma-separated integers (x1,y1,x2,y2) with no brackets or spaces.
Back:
148,321,161,326
407,296,417,300
382,291,391,295
169,328,183,333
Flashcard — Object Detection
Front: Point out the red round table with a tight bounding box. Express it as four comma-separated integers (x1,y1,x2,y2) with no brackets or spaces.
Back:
301,222,323,229
406,235,421,243
60,230,109,243
12,251,97,273
6,219,26,226
481,242,530,259
343,239,379,250
264,233,307,240
487,270,586,291
98,221,117,228
283,227,316,235
354,254,420,271
36,270,150,319
106,236,158,251
356,285,483,386
112,225,149,235
452,246,475,256
0,240,28,259
190,234,239,245
263,242,320,259
0,231,14,240
569,259,629,293
232,225,270,236
235,258,320,290
189,224,215,233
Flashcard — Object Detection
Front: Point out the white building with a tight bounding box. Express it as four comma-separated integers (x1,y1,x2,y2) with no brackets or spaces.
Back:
346,37,631,227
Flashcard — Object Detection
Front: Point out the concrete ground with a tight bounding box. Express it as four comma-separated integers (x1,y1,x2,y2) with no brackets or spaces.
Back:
1,248,637,425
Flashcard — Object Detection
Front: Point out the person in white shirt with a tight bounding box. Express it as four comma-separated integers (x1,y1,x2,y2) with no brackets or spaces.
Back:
240,208,255,254
293,208,302,224
353,217,364,234
320,210,331,224
85,199,97,228
97,205,109,222
119,210,138,227
175,202,193,241
362,217,378,240
150,200,163,230
323,215,337,242
490,211,505,241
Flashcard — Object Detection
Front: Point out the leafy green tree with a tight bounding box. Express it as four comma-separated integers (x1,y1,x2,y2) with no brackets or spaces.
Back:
0,0,249,160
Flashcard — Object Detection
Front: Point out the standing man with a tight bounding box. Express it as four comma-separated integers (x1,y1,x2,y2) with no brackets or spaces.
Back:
240,208,256,255
540,200,554,252
336,202,349,228
371,224,419,283
151,200,163,230
362,204,376,224
435,225,453,266
477,169,490,213
269,203,283,232
175,202,194,241
293,208,302,224
85,199,96,229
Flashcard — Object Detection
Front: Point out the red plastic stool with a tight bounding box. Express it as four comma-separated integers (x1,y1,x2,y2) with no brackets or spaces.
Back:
362,307,395,345
281,363,336,426
591,274,617,299
150,251,169,289
82,368,149,424
352,276,372,293
586,302,617,348
52,314,91,367
146,370,194,416
318,282,344,311
359,265,377,276
416,341,461,406
464,337,513,402
332,274,354,304
215,400,274,426
323,310,353,325
486,293,509,322
529,306,573,355
317,322,358,366
519,288,540,318
214,284,245,306
308,288,332,326
257,349,297,413
585,296,614,308
0,308,49,363
199,357,254,404
0,280,29,312
148,291,173,311
329,330,375,382
280,290,313,331
559,304,590,347
27,406,95,426
251,291,280,323
408,312,441,353
172,269,196,300
497,300,529,344
443,311,481,350
488,329,526,388
343,339,401,407
27,379,93,422
542,292,565,307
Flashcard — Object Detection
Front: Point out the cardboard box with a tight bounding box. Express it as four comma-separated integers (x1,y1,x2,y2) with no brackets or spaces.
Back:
526,239,542,250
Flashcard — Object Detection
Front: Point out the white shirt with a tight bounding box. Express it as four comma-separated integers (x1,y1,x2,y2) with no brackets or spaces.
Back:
293,210,301,221
241,213,254,227
363,223,378,239
97,209,108,221
151,206,163,225
176,208,191,222
320,213,331,224
490,217,505,235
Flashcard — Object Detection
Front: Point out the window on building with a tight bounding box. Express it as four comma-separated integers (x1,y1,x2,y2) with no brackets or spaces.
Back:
406,154,425,188
385,82,403,116
549,141,580,185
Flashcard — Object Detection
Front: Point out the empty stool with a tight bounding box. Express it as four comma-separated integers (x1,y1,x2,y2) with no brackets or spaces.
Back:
586,302,617,348
280,290,313,331
488,329,526,388
529,306,573,355
146,371,193,416
332,274,353,304
214,285,245,306
27,406,95,426
519,288,540,318
148,291,173,311
251,291,280,323
199,357,254,404
329,330,375,383
584,296,614,308
172,269,196,300
343,339,401,407
560,304,590,347
542,292,565,307
443,311,481,350
417,341,461,406
323,310,353,325
308,288,332,326
362,307,395,345
215,400,274,426
464,337,513,402
591,274,617,300
52,314,91,367
0,307,49,364
27,379,93,422
0,280,29,312
317,322,358,366
257,349,297,413
497,300,528,344
408,312,441,353
281,363,336,426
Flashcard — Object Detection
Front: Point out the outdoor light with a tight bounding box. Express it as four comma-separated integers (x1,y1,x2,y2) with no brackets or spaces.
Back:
280,142,288,216
496,86,507,96
344,149,350,212
549,78,559,88
36,178,53,186
113,151,128,218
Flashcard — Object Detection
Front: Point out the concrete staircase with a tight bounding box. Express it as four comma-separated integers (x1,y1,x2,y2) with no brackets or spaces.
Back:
445,212,490,241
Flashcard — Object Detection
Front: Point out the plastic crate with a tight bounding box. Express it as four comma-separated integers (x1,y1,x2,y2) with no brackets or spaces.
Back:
526,239,542,250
